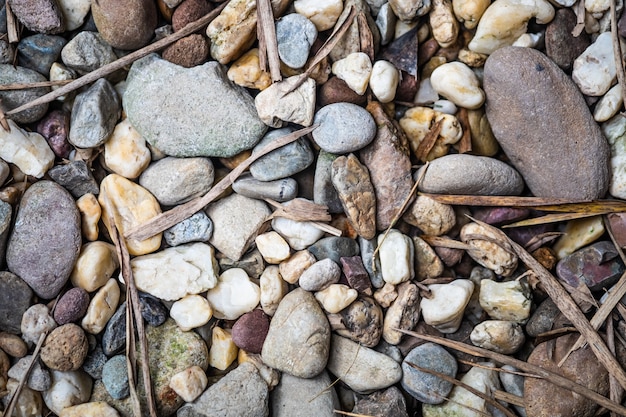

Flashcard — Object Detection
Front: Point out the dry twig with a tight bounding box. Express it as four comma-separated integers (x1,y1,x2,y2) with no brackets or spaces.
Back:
5,2,18,44
415,119,443,162
256,0,282,82
0,80,73,91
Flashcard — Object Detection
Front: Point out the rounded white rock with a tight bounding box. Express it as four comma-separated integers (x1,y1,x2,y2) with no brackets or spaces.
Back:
170,295,213,331
42,370,92,415
206,268,261,320
57,0,91,31
420,279,474,333
169,366,208,403
595,83,623,122
271,216,325,251
430,62,485,109
460,222,518,277
378,229,415,285
294,0,344,31
314,284,358,314
369,60,399,103
260,265,288,316
332,52,373,95
572,32,616,97
255,231,291,264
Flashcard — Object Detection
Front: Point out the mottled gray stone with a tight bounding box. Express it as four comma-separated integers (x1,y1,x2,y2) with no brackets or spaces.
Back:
8,355,51,391
69,78,121,148
261,288,331,378
500,365,527,417
359,236,384,288
83,345,107,379
48,160,100,198
313,150,343,213
308,237,360,264
0,40,12,64
102,355,129,400
164,212,213,247
250,128,314,181
0,200,11,267
61,31,118,74
139,157,214,206
102,303,126,356
232,174,298,202
177,362,268,417
271,371,339,417
329,296,383,347
0,271,31,334
299,258,341,291
353,387,409,417
484,46,610,200
312,103,377,154
17,34,67,75
417,154,525,196
6,181,81,300
124,54,267,158
276,13,317,69
8,0,64,34
526,298,560,337
0,64,50,123
401,342,458,404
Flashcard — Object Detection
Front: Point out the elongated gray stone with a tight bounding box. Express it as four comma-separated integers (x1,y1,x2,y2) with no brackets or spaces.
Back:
271,371,339,417
124,54,267,158
250,128,314,181
232,174,298,202
0,64,50,123
484,46,610,200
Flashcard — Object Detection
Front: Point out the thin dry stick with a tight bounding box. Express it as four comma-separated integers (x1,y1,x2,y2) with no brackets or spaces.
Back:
334,411,375,417
263,198,342,236
472,219,626,391
2,331,47,417
126,125,317,241
0,80,72,91
415,119,443,162
610,0,626,110
256,0,282,82
608,318,624,417
419,193,590,207
494,390,525,408
5,2,18,44
5,1,229,117
396,329,626,416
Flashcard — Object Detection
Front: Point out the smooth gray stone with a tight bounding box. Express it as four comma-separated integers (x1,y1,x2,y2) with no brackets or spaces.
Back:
61,31,117,74
313,150,344,213
308,237,360,264
353,386,409,417
124,54,267,158
232,174,298,202
376,3,397,45
83,345,107,380
0,271,31,334
312,103,377,154
271,371,339,417
500,365,527,417
17,34,67,75
8,355,51,391
401,342,458,404
276,13,317,69
484,46,610,200
250,127,314,181
0,64,50,123
48,160,99,198
164,212,213,247
102,355,129,400
69,78,121,148
177,362,268,417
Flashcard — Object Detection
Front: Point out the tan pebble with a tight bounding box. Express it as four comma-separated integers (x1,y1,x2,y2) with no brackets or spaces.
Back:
399,106,462,162
452,0,491,28
374,283,398,308
169,365,208,402
461,222,518,277
76,193,101,241
479,279,531,322
60,401,121,417
0,332,28,358
103,119,151,179
5,379,43,417
254,76,316,127
470,320,525,354
237,350,280,388
413,236,444,280
553,216,605,259
209,327,238,371
70,241,119,292
259,265,288,316
403,195,456,236
430,0,459,48
41,324,89,371
314,284,358,314
81,279,120,334
255,231,291,264
278,249,316,284
294,0,343,31
467,108,499,156
219,149,253,170
331,52,372,96
227,48,272,90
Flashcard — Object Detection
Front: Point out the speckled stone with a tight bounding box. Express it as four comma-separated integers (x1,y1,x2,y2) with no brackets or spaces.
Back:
232,175,298,202
102,355,129,400
353,386,409,417
312,103,377,154
0,271,32,334
36,110,72,159
102,303,126,356
8,355,51,391
0,64,50,123
276,13,318,69
53,287,89,325
8,0,65,34
40,324,89,371
48,160,100,198
61,32,118,74
545,8,590,71
271,371,339,417
556,241,625,291
308,237,360,264
139,293,169,327
164,212,213,247
162,34,210,68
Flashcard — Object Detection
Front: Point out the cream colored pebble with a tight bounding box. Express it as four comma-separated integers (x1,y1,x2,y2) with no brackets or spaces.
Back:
430,0,459,48
170,295,213,331
260,265,288,316
169,366,208,402
420,280,474,333
553,216,605,259
461,222,518,277
278,249,316,284
294,0,344,31
81,278,120,334
103,119,151,180
70,241,119,292
369,60,399,103
452,0,490,28
332,52,373,95
76,193,101,241
378,229,415,285
255,231,291,264
314,284,358,314
430,62,485,110
209,327,238,371
206,268,261,320
594,84,623,122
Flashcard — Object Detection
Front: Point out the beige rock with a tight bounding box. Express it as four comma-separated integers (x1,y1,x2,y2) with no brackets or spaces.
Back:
209,327,238,371
21,305,57,347
206,268,261,320
76,193,101,241
420,280,474,333
169,366,208,403
403,195,456,236
259,265,288,316
237,351,280,388
389,0,431,21
329,0,381,62
395,19,419,38
383,281,420,344
98,174,162,256
171,295,213,331
430,0,459,48
4,378,43,417
103,119,151,179
254,76,316,127
278,249,316,284
457,48,488,67
461,222,518,277
271,206,325,250
255,231,291,264
0,120,54,178
553,216,605,259
594,84,623,123
70,241,119,292
227,48,272,90
49,62,77,101
378,229,414,285
399,107,463,161
57,0,91,31
479,279,531,322
0,332,28,358
413,236,444,280
470,320,525,354
42,370,92,415
294,0,344,30
430,62,485,109
314,284,358,314
374,282,398,308
512,32,542,48
453,0,490,28
332,52,373,95
81,278,120,334
60,401,121,417
467,108,499,156
369,60,399,103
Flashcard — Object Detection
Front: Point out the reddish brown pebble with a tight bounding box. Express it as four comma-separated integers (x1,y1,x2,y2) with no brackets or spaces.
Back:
231,309,270,354
435,246,464,267
395,72,418,102
36,110,71,158
607,212,626,249
172,0,214,31
40,323,88,371
532,247,557,271
318,76,367,107
340,256,372,294
53,287,90,325
162,34,210,68
471,207,529,226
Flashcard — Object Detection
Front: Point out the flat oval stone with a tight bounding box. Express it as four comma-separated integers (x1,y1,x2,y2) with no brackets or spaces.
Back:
484,46,610,200
249,128,314,181
102,355,129,400
402,342,457,404
308,236,360,264
0,64,50,123
556,241,625,291
271,371,339,417
312,103,377,154
7,181,81,300
92,0,157,50
276,13,318,69
232,174,298,202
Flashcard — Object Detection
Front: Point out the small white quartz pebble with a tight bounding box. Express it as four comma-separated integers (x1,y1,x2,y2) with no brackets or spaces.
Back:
81,278,120,334
209,327,238,371
314,284,358,314
432,100,458,115
378,229,415,285
420,280,474,333
271,216,325,251
206,268,261,320
49,62,76,101
0,119,54,178
332,52,373,95
595,84,623,122
511,32,543,48
430,62,485,109
573,32,616,97
260,265,288,316
169,366,208,402
479,279,532,322
42,370,92,415
170,295,213,331
104,119,151,179
369,60,399,103
470,320,525,354
461,222,518,277
294,0,343,31
414,78,440,105
255,231,291,264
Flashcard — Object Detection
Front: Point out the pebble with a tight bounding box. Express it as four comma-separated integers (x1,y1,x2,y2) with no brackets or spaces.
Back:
331,153,377,239
259,265,288,316
231,309,270,354
41,324,88,371
430,0,459,47
61,31,118,74
9,0,65,34
470,320,525,354
70,241,119,292
103,119,151,180
400,106,463,161
49,62,77,102
124,54,267,158
313,151,344,213
308,236,360,264
484,46,610,200
312,103,377,153
453,0,490,29
526,298,560,337
7,181,80,300
249,128,315,181
172,0,213,30
353,386,409,417
43,369,93,415
553,215,605,259
401,342,457,404
227,48,272,90
383,281,421,344
499,365,527,417
83,345,107,379
294,0,343,31
232,174,298,202
557,241,625,291
59,401,121,417
69,78,121,149
368,60,399,103
602,114,626,199
53,287,89,325
327,334,402,393
390,0,430,20
219,248,266,279
329,296,383,347
315,284,358,313
595,84,623,122
262,288,330,378
0,271,33,334
378,229,414,285
572,32,615,97
37,110,71,159
479,279,532,322
430,61,485,109
209,326,238,371
255,231,291,264
164,212,213,246
404,196,456,236
162,34,210,68
0,332,27,358
17,34,66,76
139,156,214,206
374,282,398,308
272,371,339,417
170,294,213,331
48,160,100,198
413,236,444,280
102,304,126,356
177,362,269,417
376,3,397,45
3,378,44,417
271,208,324,251
57,0,91,31
276,13,317,69
461,222,519,276
0,119,54,178
8,356,50,391
81,278,120,334
545,8,591,71
102,355,129,400
255,76,316,127
420,280,474,333
130,242,218,301
318,75,368,106
332,52,372,95
99,174,163,256
341,256,371,293
21,304,57,346
139,293,168,326
169,366,207,403
206,193,271,260
92,0,157,50
206,268,260,320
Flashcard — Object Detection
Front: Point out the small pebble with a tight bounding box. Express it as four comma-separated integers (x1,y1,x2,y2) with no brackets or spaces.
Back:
312,103,377,154
471,320,526,354
172,0,214,31
294,0,343,31
401,342,457,404
556,241,625,291
383,281,421,345
102,303,126,356
430,61,485,109
169,365,208,403
70,241,119,292
413,236,444,280
479,279,532,322
102,355,129,400
9,0,65,34
378,229,414,285
420,280,474,333
329,296,383,347
271,370,339,417
400,106,463,161
209,327,238,371
40,323,89,371
61,31,118,74
48,160,100,198
83,346,108,380
3,379,44,417
272,213,326,251
164,211,213,246
227,48,272,90
341,256,372,293
369,60,399,103
255,231,291,264
499,365,527,417
171,294,213,331
255,76,316,127
8,355,51,391
276,13,317,69
77,194,101,241
231,309,271,354
0,119,54,178
53,287,89,325
553,216,605,259
352,386,409,417
21,304,57,346
103,119,151,180
260,265,289,316
461,222,519,277
0,272,33,335
332,52,372,95
315,284,358,313
0,332,27,358
139,293,169,326
81,278,120,335
308,236,360,264
17,34,67,76
572,32,615,96
232,174,298,202
206,268,260,320
59,401,121,417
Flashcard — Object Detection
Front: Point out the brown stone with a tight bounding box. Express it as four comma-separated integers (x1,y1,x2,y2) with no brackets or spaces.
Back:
162,34,210,68
53,287,89,325
328,296,383,347
40,324,89,371
231,309,270,354
545,8,591,71
0,332,27,358
8,0,64,34
340,256,372,294
172,0,214,31
318,76,367,107
92,0,158,50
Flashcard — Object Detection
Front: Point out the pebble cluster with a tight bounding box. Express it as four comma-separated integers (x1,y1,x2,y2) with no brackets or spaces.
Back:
0,0,625,416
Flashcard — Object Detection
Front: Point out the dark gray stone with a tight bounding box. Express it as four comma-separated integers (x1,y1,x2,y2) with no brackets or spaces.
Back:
139,293,168,327
353,386,409,417
308,237,360,264
83,345,107,379
48,160,100,198
232,174,298,202
0,271,32,334
0,64,50,123
61,31,118,74
500,365,527,417
359,236,384,288
250,128,315,181
6,181,81,300
164,212,213,247
276,13,317,69
17,34,67,75
401,342,458,404
545,8,590,71
313,150,343,213
102,355,130,400
271,371,339,417
102,303,126,356
312,103,377,154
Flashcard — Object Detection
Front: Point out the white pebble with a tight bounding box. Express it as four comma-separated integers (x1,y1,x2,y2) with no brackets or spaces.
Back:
369,60,399,103
4,379,43,417
430,62,485,109
103,119,151,179
260,265,288,316
552,216,605,259
420,279,474,333
42,370,92,415
511,32,543,48
452,0,491,29
414,78,440,105
602,114,626,199
378,229,415,285
376,3,397,45
0,119,54,178
81,278,120,334
57,0,91,31
170,295,213,331
332,52,373,95
294,0,344,31
255,231,291,264
209,327,238,371
573,32,616,97
271,216,325,251
206,268,261,320
470,320,525,354
49,62,76,101
314,284,358,314
594,84,623,122
586,0,609,14
169,366,208,403
432,99,458,115
479,279,532,322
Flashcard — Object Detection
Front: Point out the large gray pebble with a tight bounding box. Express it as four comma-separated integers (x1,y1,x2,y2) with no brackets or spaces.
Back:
312,103,377,154
61,31,117,74
0,271,32,334
271,371,339,417
276,13,317,69
250,127,314,181
0,64,50,123
6,181,81,300
484,46,610,200
17,34,67,76
401,342,458,404
124,54,267,158
417,154,525,196
232,174,298,202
